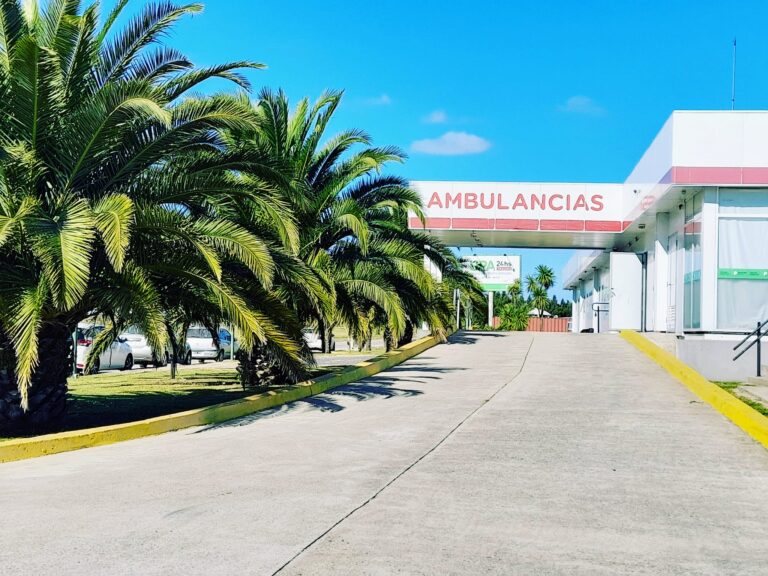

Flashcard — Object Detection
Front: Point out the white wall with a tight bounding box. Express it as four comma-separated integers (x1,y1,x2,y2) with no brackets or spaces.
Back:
672,111,768,168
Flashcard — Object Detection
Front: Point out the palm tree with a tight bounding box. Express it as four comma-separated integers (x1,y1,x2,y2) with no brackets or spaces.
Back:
535,265,555,291
524,266,556,331
231,90,458,353
0,0,287,432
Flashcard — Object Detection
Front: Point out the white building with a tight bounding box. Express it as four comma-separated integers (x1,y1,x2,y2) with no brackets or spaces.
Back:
410,111,768,379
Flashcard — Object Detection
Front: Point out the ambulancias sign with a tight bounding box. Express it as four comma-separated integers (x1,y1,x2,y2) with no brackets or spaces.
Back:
410,181,625,232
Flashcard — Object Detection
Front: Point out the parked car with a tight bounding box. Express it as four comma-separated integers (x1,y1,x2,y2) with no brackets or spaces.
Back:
183,327,225,364
217,328,239,359
302,328,335,352
118,326,169,368
76,324,133,373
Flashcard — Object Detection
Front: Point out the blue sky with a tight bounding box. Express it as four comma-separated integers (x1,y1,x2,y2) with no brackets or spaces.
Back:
107,0,768,298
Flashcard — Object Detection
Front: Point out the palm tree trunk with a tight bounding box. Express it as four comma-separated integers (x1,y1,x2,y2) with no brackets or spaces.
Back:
317,318,335,354
0,322,70,434
166,324,179,380
397,321,414,348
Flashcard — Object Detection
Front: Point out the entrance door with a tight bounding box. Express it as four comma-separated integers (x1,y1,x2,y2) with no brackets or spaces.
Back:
666,232,678,332
609,252,643,331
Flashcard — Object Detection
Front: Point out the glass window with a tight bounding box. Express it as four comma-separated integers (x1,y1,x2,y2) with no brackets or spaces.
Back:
719,189,768,215
186,328,212,339
717,217,768,330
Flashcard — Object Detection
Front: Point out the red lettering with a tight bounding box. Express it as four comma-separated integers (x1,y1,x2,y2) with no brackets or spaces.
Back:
445,193,462,209
465,192,478,209
573,194,589,211
591,194,604,211
566,195,572,211
497,193,510,210
549,194,564,211
531,194,546,210
480,193,495,209
512,194,528,210
427,192,443,209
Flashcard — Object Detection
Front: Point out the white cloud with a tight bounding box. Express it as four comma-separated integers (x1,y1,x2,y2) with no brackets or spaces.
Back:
411,131,491,156
557,95,606,116
363,93,392,106
423,110,448,124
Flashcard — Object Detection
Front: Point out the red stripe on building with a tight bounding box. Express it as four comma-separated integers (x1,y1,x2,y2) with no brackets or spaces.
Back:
539,220,585,231
408,217,451,229
585,220,623,232
673,166,742,184
494,218,539,230
623,221,633,230
742,167,768,184
451,218,493,229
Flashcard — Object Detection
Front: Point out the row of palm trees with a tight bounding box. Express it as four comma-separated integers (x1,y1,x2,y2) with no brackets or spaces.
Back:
497,266,556,331
0,0,481,433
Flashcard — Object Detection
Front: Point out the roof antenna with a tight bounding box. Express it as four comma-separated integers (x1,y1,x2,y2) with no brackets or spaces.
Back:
731,38,737,110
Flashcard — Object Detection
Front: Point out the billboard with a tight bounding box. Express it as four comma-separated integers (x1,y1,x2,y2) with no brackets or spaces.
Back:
463,255,521,291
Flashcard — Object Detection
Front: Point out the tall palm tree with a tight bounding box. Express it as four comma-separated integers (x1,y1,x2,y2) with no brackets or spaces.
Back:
230,90,457,353
0,0,289,432
525,266,556,331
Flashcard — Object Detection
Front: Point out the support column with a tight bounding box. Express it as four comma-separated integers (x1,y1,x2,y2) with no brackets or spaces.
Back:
653,212,670,332
700,188,718,331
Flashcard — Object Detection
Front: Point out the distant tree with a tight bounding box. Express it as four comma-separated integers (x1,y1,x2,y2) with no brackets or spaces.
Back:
525,266,556,330
498,278,528,331
535,265,555,289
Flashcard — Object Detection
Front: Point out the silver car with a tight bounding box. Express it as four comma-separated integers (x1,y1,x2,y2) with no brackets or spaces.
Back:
183,327,224,364
118,327,169,368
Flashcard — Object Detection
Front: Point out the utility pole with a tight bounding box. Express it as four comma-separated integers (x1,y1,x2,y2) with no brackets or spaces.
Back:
731,38,737,110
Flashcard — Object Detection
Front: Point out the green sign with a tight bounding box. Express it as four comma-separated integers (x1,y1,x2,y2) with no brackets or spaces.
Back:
718,268,768,281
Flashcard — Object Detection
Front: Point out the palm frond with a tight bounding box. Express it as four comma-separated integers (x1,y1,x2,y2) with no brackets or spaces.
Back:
28,196,94,309
92,193,134,272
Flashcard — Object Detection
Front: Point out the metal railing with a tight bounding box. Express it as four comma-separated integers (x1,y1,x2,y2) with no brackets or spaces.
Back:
733,320,768,377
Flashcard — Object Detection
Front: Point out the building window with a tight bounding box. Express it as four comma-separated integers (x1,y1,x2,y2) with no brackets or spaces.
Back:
717,189,768,330
684,193,702,330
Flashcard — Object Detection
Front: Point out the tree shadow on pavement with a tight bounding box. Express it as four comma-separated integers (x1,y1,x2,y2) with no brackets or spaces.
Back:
194,382,422,432
192,338,473,434
448,332,506,345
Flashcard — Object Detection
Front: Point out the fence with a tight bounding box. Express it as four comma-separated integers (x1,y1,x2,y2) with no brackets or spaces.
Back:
526,317,571,333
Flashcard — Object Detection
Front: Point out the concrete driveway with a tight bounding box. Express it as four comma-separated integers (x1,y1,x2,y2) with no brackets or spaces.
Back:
2,332,768,575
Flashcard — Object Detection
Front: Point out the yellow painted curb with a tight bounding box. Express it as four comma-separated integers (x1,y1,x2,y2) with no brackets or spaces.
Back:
621,330,768,449
0,333,447,464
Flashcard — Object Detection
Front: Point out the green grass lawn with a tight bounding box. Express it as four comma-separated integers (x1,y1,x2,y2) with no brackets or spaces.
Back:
714,381,768,417
331,326,384,340
1,364,348,440
64,368,250,432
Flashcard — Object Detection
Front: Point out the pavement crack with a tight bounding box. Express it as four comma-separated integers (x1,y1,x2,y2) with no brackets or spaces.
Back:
271,335,536,575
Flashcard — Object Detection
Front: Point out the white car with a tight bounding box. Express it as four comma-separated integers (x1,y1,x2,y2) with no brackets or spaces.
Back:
118,327,169,368
76,324,133,373
302,328,335,352
183,327,225,364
